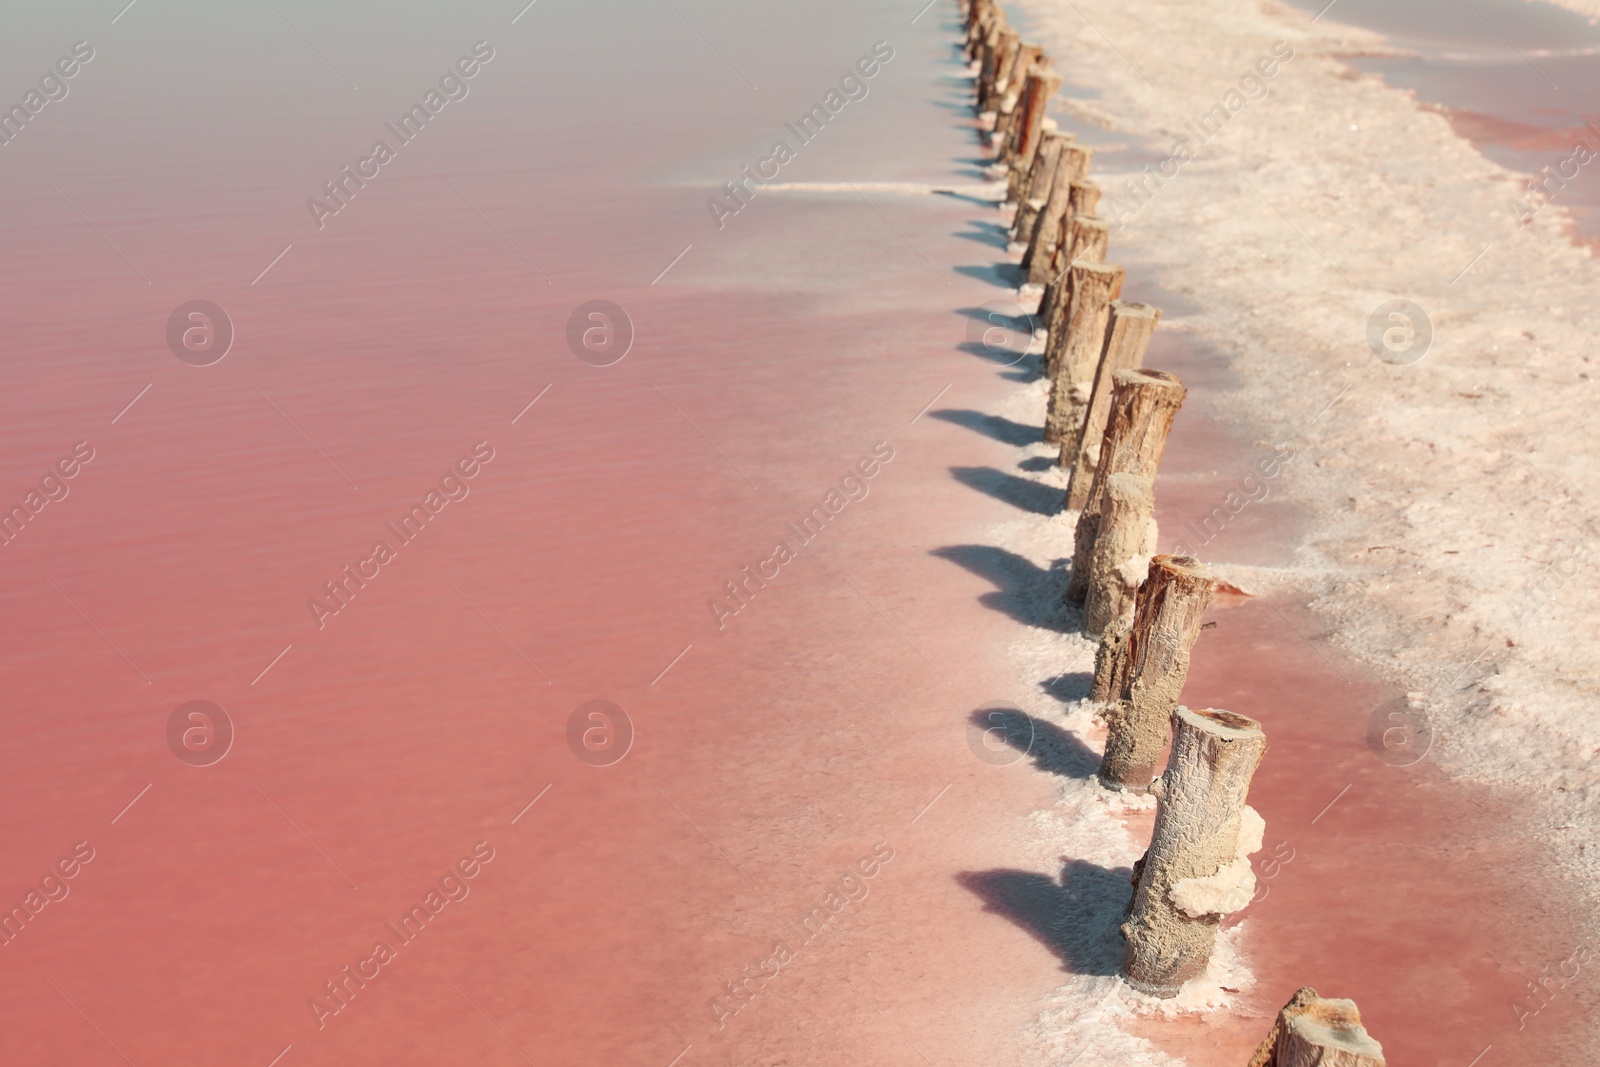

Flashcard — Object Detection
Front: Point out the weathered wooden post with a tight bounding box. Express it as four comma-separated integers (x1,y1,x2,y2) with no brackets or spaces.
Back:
1065,212,1109,265
1008,43,1042,114
1022,172,1066,277
1037,214,1108,353
977,23,1007,118
1097,554,1217,788
1121,705,1266,997
1062,142,1095,183
1044,182,1104,284
1024,165,1095,287
1065,369,1186,601
1007,66,1062,198
1044,261,1123,443
1012,133,1067,244
982,30,1021,112
1063,301,1161,500
990,42,1036,150
1039,191,1105,365
1083,473,1155,638
1068,179,1102,221
1247,988,1387,1067
976,29,997,95
1090,614,1132,702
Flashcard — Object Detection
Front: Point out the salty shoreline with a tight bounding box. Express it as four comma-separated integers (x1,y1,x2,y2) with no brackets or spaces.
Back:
961,0,1600,1060
1019,0,1600,919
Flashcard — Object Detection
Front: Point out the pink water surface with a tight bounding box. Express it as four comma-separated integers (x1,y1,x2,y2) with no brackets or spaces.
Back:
0,2,1084,1063
1,1,1593,1065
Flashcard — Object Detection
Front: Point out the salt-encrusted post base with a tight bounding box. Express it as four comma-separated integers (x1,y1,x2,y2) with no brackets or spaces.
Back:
1121,705,1266,997
1083,472,1155,639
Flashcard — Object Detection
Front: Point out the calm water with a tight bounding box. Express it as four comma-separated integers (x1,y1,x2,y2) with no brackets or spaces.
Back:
2,1,1594,1065
0,2,1072,1064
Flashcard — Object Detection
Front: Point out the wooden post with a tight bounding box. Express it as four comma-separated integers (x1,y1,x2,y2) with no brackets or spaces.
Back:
990,40,1029,148
1004,43,1040,117
1068,179,1102,221
1024,170,1096,286
1012,133,1067,244
1037,215,1108,355
1007,67,1061,196
1090,615,1132,703
978,22,1007,109
1097,555,1217,789
1022,177,1068,279
1248,988,1387,1067
1039,197,1106,366
1036,181,1100,294
1083,473,1154,638
1065,213,1109,265
1120,705,1266,997
1044,261,1123,444
1065,369,1186,602
982,31,1020,111
1063,302,1161,503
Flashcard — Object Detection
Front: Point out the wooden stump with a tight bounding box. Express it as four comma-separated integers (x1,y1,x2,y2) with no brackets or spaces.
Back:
1068,179,1102,222
1007,67,1061,197
1041,215,1108,377
1065,369,1185,603
1090,614,1133,703
990,95,1016,150
978,26,1007,125
1021,164,1069,276
989,39,1038,122
1097,555,1216,790
1249,988,1387,1067
1021,142,1075,263
1066,214,1109,266
1012,133,1068,244
1063,302,1161,505
1083,473,1154,639
1059,144,1095,187
1022,145,1090,272
1120,705,1266,997
1037,215,1108,358
983,31,1021,111
1027,179,1100,289
1007,43,1042,102
1044,262,1123,444
977,17,1003,70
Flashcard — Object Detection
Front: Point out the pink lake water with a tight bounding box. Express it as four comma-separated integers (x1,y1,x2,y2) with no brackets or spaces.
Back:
0,1,1593,1065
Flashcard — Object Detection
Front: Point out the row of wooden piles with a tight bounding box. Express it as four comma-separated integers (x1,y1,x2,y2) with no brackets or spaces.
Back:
960,2,1387,1064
